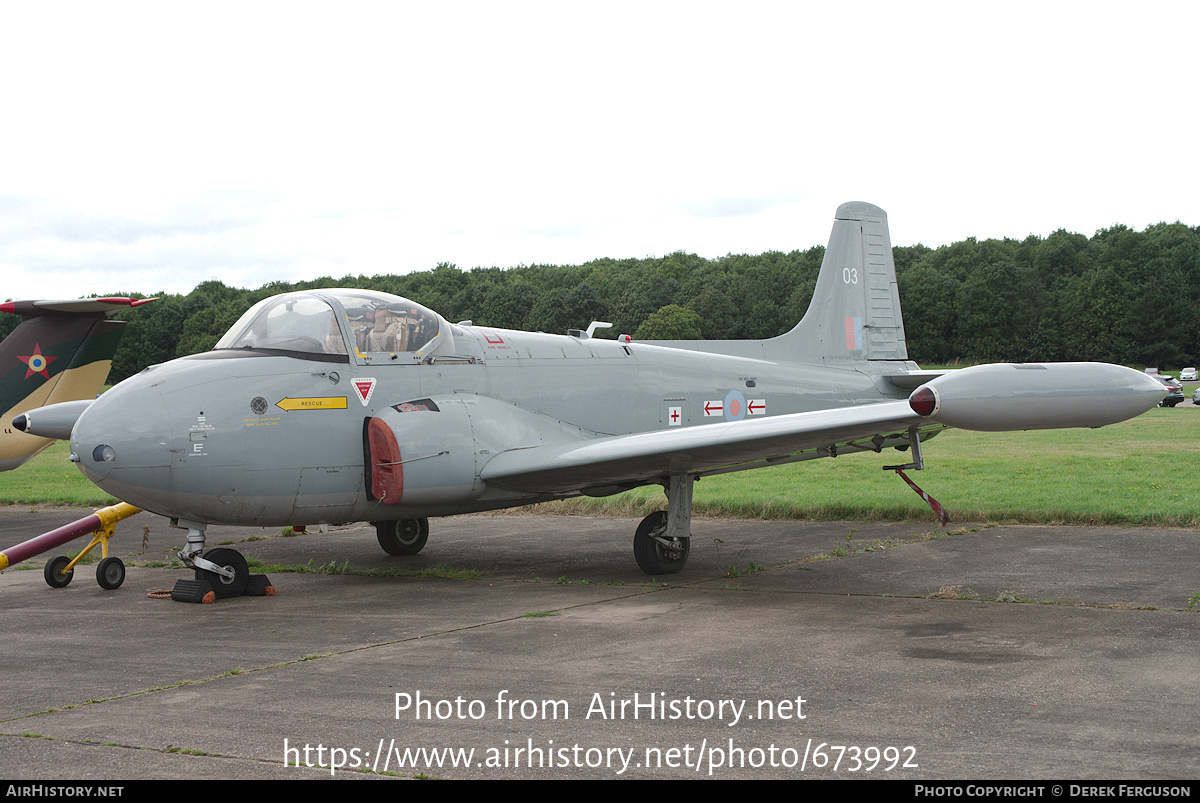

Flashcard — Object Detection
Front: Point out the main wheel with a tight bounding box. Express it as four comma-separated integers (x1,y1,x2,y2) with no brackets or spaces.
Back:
197,548,249,599
375,518,429,555
633,511,690,575
45,555,74,588
96,556,126,590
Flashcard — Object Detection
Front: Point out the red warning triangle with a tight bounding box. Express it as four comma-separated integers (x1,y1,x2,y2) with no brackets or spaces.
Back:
352,377,377,406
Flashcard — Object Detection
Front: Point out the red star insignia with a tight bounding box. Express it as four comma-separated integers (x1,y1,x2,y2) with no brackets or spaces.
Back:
17,344,56,379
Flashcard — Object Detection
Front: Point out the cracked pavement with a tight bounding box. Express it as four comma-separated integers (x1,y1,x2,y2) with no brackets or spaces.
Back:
2,507,1198,779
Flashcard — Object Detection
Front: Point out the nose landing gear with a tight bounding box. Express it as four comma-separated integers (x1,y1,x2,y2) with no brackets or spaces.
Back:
168,520,275,603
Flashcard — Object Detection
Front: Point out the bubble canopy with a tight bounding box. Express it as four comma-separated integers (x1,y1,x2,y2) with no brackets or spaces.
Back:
214,290,441,359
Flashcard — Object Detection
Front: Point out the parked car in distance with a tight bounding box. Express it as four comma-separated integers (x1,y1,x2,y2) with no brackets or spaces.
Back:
1180,367,1198,381
1193,387,1200,405
1153,374,1185,407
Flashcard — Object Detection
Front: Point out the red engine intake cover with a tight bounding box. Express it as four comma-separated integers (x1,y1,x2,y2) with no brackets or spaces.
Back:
367,417,404,504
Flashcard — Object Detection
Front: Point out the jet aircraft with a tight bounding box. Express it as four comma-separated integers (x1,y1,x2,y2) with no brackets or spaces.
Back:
19,202,1166,600
1,296,152,471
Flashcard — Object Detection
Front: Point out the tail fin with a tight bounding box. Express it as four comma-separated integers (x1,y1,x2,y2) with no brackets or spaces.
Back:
766,201,908,365
635,202,908,365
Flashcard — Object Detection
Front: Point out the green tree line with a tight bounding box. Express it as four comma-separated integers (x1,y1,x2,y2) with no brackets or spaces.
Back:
5,220,1196,383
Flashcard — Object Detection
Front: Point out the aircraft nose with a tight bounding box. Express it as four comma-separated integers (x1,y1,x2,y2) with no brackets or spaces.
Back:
72,377,172,497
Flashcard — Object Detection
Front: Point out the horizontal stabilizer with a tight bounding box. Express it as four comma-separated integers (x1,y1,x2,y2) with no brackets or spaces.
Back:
882,369,947,390
0,297,156,317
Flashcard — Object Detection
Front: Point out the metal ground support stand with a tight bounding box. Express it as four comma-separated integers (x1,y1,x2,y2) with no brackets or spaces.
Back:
29,503,143,590
883,427,949,525
882,426,927,472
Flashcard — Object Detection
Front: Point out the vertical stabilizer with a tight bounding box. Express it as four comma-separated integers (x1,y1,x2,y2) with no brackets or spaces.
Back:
767,201,907,365
0,297,151,471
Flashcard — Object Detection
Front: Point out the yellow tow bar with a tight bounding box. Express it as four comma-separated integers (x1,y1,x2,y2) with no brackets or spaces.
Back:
0,502,141,589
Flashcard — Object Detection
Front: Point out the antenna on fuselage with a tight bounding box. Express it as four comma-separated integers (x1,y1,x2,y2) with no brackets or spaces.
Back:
584,321,612,339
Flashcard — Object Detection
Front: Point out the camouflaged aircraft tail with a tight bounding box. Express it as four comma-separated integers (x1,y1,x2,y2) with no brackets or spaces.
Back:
0,297,148,471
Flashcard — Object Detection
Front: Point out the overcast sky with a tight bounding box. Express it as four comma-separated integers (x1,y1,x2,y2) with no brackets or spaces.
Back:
2,1,1196,303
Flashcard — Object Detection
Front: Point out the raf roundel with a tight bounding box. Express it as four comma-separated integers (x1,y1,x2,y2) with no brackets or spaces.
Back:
723,390,746,422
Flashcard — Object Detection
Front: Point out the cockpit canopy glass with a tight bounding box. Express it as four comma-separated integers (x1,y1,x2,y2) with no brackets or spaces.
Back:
214,294,347,356
325,290,440,355
213,290,441,358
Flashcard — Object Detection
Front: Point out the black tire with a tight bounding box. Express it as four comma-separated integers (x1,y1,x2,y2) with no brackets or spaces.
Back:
376,518,429,555
197,548,249,598
45,555,74,588
633,511,689,575
96,557,126,590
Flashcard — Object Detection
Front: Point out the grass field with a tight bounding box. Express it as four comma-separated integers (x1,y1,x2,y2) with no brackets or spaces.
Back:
2,405,1197,526
0,441,120,507
535,405,1200,526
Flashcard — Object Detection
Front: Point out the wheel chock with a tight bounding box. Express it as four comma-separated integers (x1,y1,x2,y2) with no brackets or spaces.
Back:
170,575,217,603
169,573,275,602
244,574,276,596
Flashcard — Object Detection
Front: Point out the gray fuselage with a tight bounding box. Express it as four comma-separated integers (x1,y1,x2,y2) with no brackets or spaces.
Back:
71,319,906,527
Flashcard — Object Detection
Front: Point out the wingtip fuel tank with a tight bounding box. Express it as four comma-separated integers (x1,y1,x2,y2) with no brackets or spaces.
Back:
908,363,1166,431
11,399,94,440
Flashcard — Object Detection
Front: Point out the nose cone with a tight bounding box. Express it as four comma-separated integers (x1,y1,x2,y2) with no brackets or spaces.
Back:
72,374,172,507
70,357,261,522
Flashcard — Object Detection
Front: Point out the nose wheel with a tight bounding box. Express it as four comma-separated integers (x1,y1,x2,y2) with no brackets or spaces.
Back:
196,548,249,598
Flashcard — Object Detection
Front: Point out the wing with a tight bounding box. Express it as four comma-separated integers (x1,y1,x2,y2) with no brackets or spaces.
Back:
480,361,1169,497
479,400,934,495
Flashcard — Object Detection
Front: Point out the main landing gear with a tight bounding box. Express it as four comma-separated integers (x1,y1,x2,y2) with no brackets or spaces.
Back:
632,474,693,575
374,518,429,555
167,520,275,603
